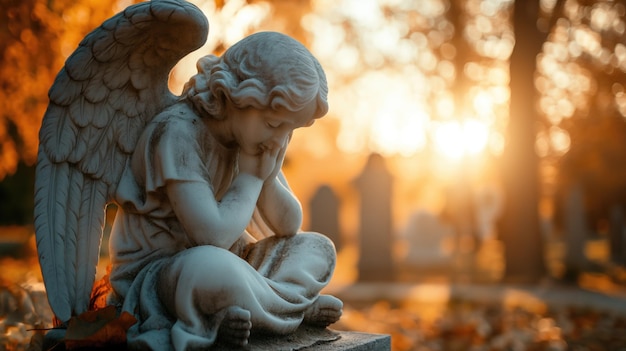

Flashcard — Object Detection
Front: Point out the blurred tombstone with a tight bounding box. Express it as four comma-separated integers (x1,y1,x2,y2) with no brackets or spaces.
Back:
609,204,626,266
401,209,454,273
354,153,394,282
474,185,503,241
442,180,478,255
309,185,342,251
562,183,589,280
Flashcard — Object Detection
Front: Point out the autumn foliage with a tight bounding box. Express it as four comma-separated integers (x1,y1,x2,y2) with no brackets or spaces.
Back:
48,265,134,349
0,0,135,180
63,306,137,350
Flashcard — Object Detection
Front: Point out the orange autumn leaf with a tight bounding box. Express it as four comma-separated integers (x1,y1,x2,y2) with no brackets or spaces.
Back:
63,305,137,349
89,264,113,311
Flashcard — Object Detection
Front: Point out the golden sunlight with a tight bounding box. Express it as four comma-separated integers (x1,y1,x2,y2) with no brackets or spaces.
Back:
333,69,431,156
169,0,271,93
433,119,490,160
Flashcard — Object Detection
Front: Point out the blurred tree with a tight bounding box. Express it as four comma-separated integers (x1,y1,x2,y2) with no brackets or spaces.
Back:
499,0,549,283
0,0,127,224
537,0,626,275
496,0,626,283
0,0,124,181
446,1,479,258
449,0,473,108
557,113,626,272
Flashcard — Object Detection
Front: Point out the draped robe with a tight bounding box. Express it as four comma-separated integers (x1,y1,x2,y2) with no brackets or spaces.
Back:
108,104,336,350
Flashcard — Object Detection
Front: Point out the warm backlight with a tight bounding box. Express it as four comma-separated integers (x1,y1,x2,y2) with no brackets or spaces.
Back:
433,119,490,160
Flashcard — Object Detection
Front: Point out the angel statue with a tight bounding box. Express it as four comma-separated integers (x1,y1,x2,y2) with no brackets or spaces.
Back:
34,0,343,349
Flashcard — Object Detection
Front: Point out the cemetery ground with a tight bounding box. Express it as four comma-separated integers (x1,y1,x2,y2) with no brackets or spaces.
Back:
3,226,626,350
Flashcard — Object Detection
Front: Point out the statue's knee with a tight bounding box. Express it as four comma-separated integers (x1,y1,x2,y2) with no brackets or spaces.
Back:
295,232,337,259
159,246,251,315
176,246,258,296
182,246,244,279
306,231,336,248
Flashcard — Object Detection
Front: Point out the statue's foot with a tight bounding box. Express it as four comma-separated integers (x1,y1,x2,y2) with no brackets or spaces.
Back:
303,294,343,327
217,306,252,347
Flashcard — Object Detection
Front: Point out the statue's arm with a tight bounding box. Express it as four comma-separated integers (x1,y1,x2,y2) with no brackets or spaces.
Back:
257,175,303,237
166,144,281,248
254,136,302,236
166,173,264,249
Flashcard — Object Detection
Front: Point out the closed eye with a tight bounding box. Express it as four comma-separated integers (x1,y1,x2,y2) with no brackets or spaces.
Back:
266,121,281,128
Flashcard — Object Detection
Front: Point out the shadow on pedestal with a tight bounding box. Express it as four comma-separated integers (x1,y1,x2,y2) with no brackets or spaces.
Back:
40,326,391,351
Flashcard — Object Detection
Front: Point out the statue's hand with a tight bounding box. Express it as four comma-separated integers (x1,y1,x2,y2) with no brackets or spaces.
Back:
238,146,281,181
239,133,291,181
266,135,290,182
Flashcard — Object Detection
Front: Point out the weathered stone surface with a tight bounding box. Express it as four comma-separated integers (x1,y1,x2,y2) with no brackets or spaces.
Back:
302,331,391,351
41,328,391,351
34,0,342,349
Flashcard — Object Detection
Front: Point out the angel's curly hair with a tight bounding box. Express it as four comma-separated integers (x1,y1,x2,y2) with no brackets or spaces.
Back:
183,31,328,121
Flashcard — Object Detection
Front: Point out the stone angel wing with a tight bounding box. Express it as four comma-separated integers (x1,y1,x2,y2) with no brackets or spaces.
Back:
34,0,208,323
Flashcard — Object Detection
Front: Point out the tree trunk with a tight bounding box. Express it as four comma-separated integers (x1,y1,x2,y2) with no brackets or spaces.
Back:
449,0,473,109
499,0,547,282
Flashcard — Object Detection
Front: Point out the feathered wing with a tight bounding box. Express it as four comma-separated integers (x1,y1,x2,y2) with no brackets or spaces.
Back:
34,0,208,323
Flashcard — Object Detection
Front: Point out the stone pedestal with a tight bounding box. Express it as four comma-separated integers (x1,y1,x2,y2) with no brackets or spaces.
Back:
41,328,391,351
304,331,391,350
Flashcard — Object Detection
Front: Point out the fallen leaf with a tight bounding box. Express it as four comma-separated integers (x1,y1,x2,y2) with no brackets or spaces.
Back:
89,265,112,311
63,305,137,349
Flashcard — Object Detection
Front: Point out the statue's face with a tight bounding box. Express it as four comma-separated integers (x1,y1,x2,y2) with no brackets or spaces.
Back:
227,101,316,155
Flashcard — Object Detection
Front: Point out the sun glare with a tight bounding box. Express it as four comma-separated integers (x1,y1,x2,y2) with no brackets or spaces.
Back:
334,69,432,156
473,90,495,116
433,119,490,160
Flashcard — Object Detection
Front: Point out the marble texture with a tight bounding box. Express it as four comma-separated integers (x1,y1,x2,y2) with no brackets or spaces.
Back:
34,0,341,349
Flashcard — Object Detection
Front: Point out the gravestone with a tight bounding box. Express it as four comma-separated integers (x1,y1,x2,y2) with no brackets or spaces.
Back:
610,204,626,266
474,185,503,241
402,209,454,271
354,153,394,281
441,180,478,255
562,182,589,280
309,185,342,251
